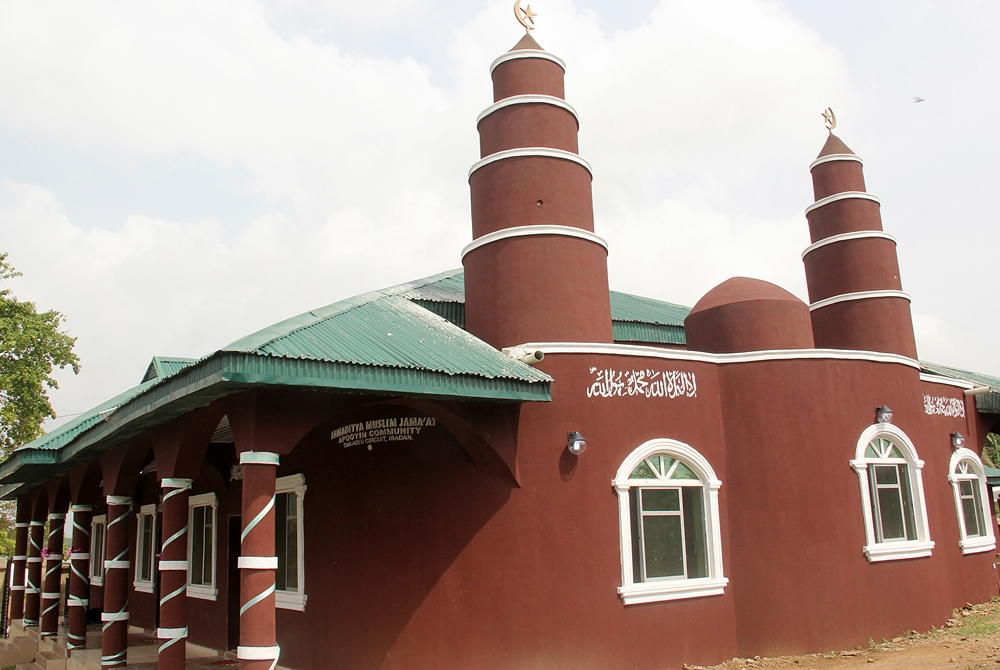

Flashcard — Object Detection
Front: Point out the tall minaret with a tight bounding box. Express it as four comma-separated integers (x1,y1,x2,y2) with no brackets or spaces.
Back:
802,112,917,358
462,26,613,349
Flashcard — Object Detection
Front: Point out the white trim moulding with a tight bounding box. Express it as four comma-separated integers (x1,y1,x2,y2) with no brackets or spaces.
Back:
618,577,729,605
805,191,880,215
461,225,608,259
490,49,566,74
476,95,578,127
516,341,921,370
918,373,975,390
468,147,592,180
809,153,864,170
809,290,911,312
863,540,934,562
801,230,896,260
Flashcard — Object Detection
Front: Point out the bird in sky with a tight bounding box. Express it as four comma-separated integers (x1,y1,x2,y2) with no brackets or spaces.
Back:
913,96,926,103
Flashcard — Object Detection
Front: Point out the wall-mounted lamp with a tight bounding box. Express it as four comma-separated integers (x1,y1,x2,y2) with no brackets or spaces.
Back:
567,431,587,456
951,432,966,449
875,405,893,424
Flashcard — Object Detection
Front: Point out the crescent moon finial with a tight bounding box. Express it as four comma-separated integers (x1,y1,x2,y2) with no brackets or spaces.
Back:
514,0,538,34
822,107,837,134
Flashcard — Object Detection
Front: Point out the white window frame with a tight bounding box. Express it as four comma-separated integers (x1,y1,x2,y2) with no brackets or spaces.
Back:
948,448,996,555
613,438,727,605
851,424,934,562
133,503,157,593
90,515,106,586
187,492,219,600
275,474,307,611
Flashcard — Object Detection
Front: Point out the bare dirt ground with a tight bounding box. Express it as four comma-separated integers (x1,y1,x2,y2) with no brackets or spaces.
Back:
696,598,1000,670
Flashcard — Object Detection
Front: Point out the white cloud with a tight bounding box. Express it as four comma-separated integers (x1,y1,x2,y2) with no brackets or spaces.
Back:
2,0,999,427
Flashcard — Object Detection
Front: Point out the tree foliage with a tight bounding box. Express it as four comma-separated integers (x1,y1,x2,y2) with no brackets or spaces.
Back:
0,253,80,457
983,433,1000,469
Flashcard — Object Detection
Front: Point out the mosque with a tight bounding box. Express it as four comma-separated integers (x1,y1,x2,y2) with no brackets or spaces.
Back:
1,13,999,670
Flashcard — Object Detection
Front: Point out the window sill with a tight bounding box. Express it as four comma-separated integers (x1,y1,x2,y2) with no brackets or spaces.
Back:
90,577,104,587
275,590,307,611
133,581,155,594
186,585,218,601
959,536,996,555
863,540,934,562
618,577,729,605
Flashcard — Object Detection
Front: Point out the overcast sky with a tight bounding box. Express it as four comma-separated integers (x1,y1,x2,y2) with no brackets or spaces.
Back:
1,0,998,429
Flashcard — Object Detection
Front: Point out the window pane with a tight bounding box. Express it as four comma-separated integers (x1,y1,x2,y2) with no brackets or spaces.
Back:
629,489,643,581
962,497,982,537
642,489,679,512
672,463,698,480
877,487,906,540
682,487,707,578
191,507,205,585
642,515,684,579
204,509,214,585
286,492,298,590
898,465,916,540
275,493,288,591
141,514,153,581
959,480,974,496
888,445,904,459
630,461,656,479
875,466,898,485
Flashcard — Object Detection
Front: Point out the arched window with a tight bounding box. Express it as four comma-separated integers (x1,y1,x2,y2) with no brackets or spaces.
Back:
850,424,934,562
948,448,996,555
613,438,727,605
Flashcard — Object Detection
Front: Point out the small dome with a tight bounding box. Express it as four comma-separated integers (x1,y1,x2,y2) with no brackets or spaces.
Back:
817,133,854,158
685,277,814,354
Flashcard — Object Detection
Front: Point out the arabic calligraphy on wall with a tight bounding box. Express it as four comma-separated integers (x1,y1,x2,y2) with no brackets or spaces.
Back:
587,367,697,399
923,395,965,418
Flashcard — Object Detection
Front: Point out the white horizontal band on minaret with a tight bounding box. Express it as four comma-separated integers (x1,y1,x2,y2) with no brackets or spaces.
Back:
47,513,65,520
805,191,880,215
801,230,897,259
70,505,94,512
462,225,609,259
469,147,592,180
106,495,132,506
477,95,578,127
490,49,566,74
809,290,911,312
809,153,864,170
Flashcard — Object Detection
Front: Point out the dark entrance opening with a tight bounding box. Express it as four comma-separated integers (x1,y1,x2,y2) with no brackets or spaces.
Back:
227,515,241,652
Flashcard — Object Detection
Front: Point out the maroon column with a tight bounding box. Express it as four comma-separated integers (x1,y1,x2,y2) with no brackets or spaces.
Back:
23,520,44,627
101,496,131,668
9,501,29,622
238,451,280,670
67,505,94,649
40,512,65,637
157,478,192,669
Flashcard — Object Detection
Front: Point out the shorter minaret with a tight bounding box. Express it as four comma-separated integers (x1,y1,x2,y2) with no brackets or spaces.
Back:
462,17,613,349
802,110,917,358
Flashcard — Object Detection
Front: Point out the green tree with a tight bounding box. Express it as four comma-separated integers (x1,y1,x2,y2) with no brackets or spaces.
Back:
0,253,80,457
984,433,1000,469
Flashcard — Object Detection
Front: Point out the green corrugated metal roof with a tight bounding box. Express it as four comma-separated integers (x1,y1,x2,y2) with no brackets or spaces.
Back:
0,272,555,492
985,466,1000,486
141,356,198,383
608,290,689,326
920,361,1000,414
382,269,690,343
223,291,548,383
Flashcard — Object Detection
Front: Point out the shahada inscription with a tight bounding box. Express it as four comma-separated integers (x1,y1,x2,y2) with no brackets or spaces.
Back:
587,367,697,399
